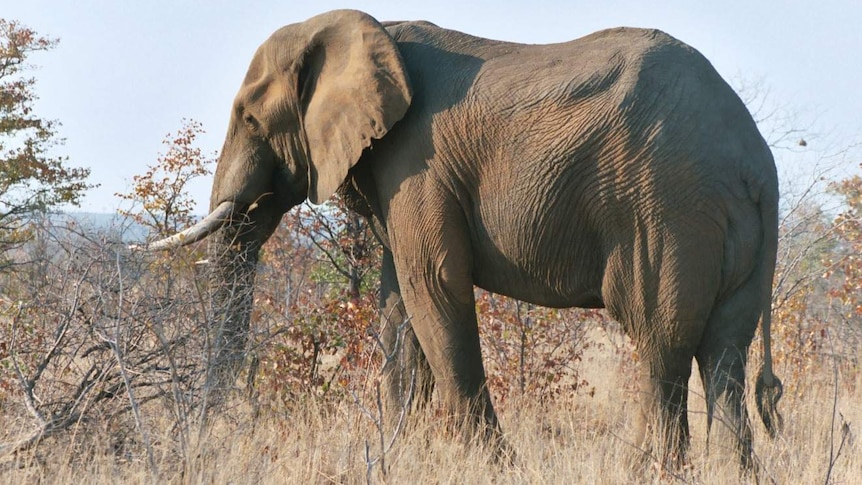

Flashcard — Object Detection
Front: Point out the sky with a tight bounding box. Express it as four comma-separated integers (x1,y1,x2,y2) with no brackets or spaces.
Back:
5,0,861,213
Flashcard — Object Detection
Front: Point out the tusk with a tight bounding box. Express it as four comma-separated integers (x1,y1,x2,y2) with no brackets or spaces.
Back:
129,201,236,251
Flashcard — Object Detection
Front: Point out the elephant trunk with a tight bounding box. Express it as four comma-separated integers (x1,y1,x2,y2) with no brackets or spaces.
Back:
204,218,262,395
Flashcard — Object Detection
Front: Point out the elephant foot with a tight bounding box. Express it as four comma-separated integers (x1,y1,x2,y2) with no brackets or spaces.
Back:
628,434,692,482
428,395,514,467
633,371,693,474
634,422,691,476
478,420,516,468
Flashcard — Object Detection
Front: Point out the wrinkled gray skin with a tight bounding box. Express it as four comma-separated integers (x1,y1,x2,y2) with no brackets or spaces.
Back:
165,9,784,466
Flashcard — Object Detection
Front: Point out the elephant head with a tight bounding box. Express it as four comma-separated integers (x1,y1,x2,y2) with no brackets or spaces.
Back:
142,9,412,383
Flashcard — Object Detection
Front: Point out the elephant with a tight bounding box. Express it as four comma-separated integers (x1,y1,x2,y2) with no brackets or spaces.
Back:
142,9,783,467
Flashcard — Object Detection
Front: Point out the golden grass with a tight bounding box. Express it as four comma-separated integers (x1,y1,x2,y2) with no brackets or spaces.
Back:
2,334,860,484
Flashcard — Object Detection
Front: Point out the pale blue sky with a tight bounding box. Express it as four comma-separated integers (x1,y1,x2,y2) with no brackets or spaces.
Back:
5,1,861,212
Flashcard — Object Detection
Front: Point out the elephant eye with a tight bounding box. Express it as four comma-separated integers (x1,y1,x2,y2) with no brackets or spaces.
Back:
243,113,260,133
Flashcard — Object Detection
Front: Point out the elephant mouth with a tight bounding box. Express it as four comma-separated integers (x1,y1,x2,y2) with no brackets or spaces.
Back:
130,201,239,251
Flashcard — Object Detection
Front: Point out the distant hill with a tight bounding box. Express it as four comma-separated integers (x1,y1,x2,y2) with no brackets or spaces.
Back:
53,212,152,243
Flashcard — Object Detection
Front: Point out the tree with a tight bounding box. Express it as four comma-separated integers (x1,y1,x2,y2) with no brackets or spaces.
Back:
288,200,381,300
826,168,862,363
116,119,213,237
830,172,862,308
0,20,91,270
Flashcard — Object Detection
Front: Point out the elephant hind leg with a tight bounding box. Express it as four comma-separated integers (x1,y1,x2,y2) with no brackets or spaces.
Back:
695,278,763,469
635,344,698,468
603,229,716,467
696,347,753,468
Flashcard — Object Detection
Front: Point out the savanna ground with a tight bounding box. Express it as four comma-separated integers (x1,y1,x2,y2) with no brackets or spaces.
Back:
1,315,859,484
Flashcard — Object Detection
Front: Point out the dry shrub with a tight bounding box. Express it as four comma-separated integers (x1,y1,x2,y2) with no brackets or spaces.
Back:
2,189,860,482
476,291,608,405
0,217,212,474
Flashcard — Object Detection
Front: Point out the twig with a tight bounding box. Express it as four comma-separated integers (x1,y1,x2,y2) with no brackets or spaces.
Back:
8,304,49,429
105,250,159,481
352,372,415,485
605,429,690,483
352,315,417,483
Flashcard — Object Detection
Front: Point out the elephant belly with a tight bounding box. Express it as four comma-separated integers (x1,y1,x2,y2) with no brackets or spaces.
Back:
469,207,606,309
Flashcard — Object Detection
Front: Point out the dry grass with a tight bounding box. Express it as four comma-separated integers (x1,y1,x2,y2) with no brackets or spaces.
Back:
1,327,859,485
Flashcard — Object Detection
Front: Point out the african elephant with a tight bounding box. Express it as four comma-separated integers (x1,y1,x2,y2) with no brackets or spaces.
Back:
143,9,783,467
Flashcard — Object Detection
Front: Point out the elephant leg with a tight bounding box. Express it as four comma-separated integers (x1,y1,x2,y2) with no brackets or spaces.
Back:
695,281,761,469
634,344,696,467
379,249,434,414
391,208,503,449
696,347,752,468
604,230,717,467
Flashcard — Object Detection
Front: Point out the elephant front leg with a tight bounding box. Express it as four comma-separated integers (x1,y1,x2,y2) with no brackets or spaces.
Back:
379,249,434,416
400,269,502,445
391,214,505,452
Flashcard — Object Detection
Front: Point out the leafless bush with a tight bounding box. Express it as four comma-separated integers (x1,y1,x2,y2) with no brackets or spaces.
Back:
0,216,214,476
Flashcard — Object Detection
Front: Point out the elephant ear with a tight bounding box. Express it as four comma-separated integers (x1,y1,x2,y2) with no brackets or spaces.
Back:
299,10,412,204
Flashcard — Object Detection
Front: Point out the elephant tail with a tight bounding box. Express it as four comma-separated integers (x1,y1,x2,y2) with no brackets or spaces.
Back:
754,183,783,439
